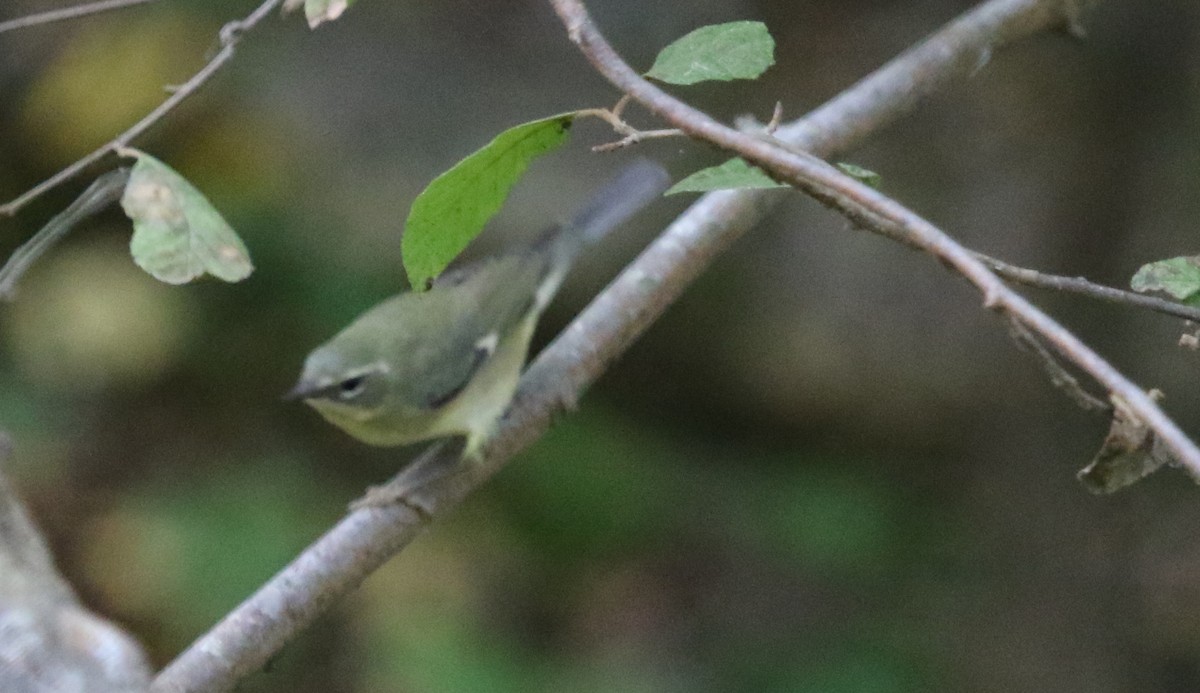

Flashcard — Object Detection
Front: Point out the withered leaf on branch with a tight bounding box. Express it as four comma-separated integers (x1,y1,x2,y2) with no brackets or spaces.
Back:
1078,391,1184,494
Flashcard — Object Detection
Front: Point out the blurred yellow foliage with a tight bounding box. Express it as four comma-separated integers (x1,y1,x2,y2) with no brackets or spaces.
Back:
79,504,188,617
3,235,191,390
173,112,297,211
19,14,205,163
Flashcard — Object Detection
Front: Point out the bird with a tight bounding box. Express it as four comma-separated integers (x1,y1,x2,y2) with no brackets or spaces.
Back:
287,160,670,461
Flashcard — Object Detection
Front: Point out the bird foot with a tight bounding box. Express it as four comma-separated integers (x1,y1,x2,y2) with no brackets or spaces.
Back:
347,441,464,518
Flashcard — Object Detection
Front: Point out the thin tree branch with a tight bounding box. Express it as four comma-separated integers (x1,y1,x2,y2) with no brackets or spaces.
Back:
591,127,682,152
548,0,1200,474
1005,316,1111,412
575,104,685,152
0,0,281,218
150,1,1085,691
976,252,1200,323
0,0,160,34
0,167,130,300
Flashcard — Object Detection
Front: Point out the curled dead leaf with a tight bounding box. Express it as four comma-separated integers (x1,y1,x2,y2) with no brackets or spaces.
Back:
1078,390,1184,494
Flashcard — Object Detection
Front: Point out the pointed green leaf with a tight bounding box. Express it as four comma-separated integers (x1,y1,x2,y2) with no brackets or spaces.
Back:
1130,255,1200,301
403,113,575,290
118,148,253,285
646,21,775,85
836,162,881,189
665,157,788,195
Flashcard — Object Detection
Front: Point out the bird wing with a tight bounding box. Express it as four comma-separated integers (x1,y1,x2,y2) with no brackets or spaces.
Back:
399,250,550,410
402,159,669,409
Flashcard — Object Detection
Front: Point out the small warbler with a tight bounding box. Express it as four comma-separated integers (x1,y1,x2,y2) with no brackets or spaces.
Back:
287,160,669,459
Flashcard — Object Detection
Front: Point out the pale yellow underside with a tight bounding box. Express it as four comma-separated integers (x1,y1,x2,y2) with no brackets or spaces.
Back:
307,312,538,458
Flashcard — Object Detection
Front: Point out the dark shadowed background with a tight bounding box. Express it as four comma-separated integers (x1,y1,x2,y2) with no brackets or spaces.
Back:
1,0,1199,691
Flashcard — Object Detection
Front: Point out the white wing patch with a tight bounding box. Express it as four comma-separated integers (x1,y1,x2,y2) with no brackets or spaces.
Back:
475,332,499,357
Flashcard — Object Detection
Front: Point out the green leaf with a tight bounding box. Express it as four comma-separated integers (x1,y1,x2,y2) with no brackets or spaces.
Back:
1130,255,1200,301
664,157,788,195
118,148,253,285
283,0,355,28
402,113,574,290
646,21,775,85
836,162,881,189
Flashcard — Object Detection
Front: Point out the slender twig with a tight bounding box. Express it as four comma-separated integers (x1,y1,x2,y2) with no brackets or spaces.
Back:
0,0,160,34
0,0,281,218
1006,316,1110,412
765,102,784,134
591,128,681,152
548,0,1200,474
0,168,130,300
150,2,1083,691
976,252,1200,323
585,100,788,152
575,104,684,152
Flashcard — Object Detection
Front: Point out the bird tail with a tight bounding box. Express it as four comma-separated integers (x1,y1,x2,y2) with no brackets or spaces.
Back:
529,159,669,312
567,159,671,245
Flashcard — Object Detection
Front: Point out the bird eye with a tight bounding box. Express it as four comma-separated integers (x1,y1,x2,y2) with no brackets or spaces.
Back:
338,375,368,399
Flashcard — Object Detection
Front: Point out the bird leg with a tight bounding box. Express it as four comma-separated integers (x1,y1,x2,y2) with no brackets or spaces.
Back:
349,439,468,518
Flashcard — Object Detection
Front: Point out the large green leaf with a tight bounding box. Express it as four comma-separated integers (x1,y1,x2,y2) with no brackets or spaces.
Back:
119,148,253,285
646,21,775,85
665,157,788,195
1130,255,1200,303
402,114,574,290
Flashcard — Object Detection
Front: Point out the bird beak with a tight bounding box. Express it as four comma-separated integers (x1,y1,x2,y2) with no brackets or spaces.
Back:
283,377,321,402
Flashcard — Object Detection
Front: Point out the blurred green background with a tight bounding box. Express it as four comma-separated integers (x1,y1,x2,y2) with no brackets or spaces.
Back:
2,0,1200,691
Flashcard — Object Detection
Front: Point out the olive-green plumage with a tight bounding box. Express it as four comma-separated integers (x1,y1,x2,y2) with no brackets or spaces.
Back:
289,161,669,457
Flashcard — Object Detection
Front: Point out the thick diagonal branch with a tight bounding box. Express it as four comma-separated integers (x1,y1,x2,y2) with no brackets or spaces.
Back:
548,0,1200,473
150,2,1086,691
